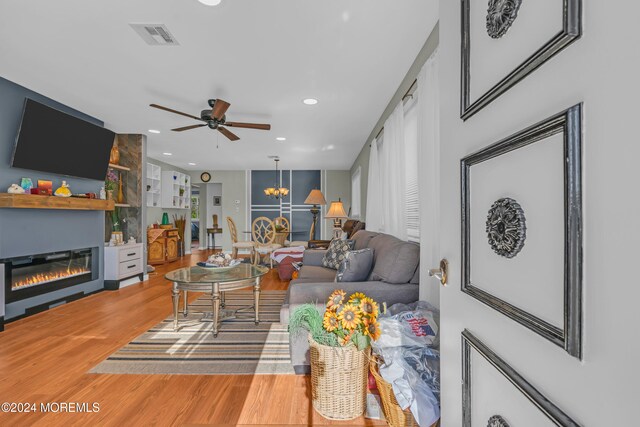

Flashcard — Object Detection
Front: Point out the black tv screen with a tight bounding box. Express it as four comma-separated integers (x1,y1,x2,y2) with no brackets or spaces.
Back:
11,99,115,180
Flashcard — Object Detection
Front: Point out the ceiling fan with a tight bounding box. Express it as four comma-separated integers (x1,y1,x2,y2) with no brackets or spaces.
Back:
149,99,271,141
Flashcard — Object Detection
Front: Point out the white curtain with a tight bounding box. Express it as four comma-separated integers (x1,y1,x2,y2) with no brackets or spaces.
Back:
379,103,407,240
417,49,440,304
365,137,382,232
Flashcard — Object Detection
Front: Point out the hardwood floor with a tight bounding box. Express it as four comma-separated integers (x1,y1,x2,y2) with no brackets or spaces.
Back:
0,249,384,427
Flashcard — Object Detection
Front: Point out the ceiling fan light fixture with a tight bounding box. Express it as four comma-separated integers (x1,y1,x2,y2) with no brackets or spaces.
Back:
198,0,222,6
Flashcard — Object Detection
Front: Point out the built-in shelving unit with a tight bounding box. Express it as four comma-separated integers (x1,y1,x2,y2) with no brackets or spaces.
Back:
146,163,161,208
161,171,191,209
0,193,115,211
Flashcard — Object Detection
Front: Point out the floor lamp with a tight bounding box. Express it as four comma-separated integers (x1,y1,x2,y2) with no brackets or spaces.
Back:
304,189,326,241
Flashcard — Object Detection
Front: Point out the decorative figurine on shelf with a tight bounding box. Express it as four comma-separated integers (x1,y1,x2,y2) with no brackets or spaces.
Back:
54,180,72,197
20,178,33,193
105,169,118,200
7,184,25,194
109,139,120,165
99,186,106,200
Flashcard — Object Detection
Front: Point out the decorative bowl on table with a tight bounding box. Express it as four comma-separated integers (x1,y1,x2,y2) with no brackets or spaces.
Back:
197,253,242,270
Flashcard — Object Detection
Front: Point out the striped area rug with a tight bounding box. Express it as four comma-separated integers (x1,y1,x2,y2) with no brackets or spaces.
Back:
90,290,295,375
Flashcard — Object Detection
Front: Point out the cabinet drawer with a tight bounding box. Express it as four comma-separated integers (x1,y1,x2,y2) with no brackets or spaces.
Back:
166,230,179,238
119,246,142,262
118,259,143,278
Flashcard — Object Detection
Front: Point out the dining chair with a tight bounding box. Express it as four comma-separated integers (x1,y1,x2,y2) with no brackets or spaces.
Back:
252,216,282,268
227,216,255,260
274,216,290,247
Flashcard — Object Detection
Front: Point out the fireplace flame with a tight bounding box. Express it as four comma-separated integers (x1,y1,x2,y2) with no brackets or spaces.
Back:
12,267,91,291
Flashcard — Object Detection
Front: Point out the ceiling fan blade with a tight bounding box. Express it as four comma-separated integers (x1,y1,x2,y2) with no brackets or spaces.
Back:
218,126,240,141
211,99,231,121
224,121,271,131
150,104,203,121
172,124,207,132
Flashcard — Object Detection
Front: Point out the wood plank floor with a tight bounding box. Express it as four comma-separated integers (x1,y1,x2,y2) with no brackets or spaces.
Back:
0,249,384,427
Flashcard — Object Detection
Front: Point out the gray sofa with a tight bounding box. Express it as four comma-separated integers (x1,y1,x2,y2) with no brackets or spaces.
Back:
280,230,420,373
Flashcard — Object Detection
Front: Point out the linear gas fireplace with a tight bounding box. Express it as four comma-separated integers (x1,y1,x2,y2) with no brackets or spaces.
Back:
3,248,98,304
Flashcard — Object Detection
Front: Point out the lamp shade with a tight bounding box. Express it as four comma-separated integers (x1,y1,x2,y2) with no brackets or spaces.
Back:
304,189,327,206
325,200,348,219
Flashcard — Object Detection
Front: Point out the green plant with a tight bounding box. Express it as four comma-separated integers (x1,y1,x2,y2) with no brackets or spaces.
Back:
111,207,121,231
105,170,118,191
288,304,338,347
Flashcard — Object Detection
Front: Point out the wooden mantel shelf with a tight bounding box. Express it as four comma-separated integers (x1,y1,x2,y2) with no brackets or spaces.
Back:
0,193,115,211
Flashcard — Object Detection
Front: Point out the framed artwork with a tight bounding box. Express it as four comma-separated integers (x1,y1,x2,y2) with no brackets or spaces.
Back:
460,104,583,358
462,330,579,426
461,0,582,120
213,196,221,206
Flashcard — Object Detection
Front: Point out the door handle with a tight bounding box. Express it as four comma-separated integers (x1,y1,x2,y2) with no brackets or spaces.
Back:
429,259,448,286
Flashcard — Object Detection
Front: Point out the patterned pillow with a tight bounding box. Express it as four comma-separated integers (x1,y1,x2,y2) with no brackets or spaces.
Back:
336,248,374,282
322,239,355,270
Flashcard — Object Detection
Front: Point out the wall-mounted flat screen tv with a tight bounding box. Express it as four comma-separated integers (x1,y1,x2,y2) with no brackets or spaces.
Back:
11,99,115,180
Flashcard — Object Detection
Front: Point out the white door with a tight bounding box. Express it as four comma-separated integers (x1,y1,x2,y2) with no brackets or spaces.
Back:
437,0,638,425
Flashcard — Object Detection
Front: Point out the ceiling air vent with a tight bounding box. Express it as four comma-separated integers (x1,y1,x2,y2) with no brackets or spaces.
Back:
129,23,179,46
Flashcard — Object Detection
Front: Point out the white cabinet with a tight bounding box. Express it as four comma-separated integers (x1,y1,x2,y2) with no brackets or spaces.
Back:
104,243,144,290
161,171,191,209
146,163,161,208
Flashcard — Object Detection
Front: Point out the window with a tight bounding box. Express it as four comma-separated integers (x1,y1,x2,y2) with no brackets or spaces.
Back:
404,97,420,242
351,167,361,219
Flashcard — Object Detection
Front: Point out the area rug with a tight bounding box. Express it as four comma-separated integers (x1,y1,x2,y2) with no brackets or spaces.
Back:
90,290,295,375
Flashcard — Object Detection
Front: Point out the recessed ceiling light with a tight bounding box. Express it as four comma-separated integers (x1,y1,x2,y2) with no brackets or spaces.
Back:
198,0,222,5
162,152,173,156
188,162,197,166
276,137,286,141
303,98,319,105
148,129,161,134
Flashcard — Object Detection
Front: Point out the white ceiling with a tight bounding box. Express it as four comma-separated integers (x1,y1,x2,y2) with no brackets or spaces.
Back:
0,0,438,171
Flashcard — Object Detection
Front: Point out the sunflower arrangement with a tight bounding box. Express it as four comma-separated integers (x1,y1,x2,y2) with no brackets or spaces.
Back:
323,290,381,350
288,289,382,350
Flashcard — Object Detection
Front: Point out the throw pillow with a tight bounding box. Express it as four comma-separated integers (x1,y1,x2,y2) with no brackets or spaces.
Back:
322,239,355,270
336,248,374,282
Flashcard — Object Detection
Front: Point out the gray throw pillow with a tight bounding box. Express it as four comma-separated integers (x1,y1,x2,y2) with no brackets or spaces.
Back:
336,248,374,282
322,239,355,270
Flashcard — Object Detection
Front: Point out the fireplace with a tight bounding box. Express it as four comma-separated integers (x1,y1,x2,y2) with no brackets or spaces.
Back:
3,248,97,304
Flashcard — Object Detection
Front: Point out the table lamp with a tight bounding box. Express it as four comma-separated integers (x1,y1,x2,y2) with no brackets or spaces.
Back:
325,199,348,239
304,189,326,240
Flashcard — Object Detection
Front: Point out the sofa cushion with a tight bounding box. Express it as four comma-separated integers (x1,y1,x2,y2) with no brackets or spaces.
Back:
298,265,336,282
321,239,355,270
336,248,374,282
286,280,419,308
351,230,379,250
368,234,420,284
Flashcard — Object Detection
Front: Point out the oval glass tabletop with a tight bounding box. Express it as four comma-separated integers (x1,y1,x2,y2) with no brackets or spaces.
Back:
165,263,268,284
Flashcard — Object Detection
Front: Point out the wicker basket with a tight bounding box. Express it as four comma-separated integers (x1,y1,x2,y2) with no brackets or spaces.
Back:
370,355,419,427
309,335,371,420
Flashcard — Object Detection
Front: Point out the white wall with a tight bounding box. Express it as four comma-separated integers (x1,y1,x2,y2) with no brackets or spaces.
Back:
190,170,247,252
439,1,639,424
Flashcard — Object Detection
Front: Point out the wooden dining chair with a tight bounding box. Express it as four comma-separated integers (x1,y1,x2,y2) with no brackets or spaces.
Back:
252,216,282,268
227,216,255,260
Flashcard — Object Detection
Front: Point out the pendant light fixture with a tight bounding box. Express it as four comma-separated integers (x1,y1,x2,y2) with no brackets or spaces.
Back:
264,158,289,199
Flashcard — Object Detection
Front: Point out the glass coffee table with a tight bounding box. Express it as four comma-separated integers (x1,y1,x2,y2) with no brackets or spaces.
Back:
165,263,269,337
